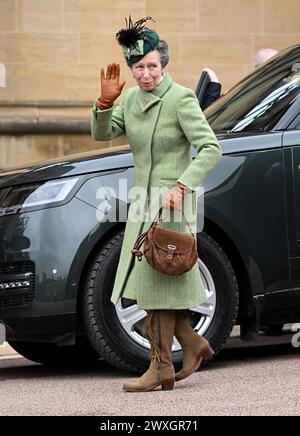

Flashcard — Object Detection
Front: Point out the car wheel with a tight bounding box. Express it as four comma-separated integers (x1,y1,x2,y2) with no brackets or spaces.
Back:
8,338,100,365
82,230,239,374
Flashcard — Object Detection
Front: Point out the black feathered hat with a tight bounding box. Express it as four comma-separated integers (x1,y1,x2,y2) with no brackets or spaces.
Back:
116,16,160,66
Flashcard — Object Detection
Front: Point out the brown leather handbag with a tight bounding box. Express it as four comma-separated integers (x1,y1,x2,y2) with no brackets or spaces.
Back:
131,207,198,276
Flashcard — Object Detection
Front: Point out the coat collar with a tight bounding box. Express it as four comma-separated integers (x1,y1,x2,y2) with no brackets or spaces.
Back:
137,73,173,112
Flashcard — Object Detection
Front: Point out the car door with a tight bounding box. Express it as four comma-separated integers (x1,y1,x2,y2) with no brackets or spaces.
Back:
283,126,300,319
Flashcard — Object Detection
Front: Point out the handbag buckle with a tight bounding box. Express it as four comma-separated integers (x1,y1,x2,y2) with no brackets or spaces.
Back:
167,244,176,262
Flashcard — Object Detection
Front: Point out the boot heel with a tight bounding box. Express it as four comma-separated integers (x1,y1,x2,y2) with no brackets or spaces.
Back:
162,379,175,391
203,344,214,360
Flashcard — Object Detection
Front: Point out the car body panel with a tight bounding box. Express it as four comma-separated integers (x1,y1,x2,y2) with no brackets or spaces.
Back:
205,133,289,297
283,130,300,299
0,146,133,188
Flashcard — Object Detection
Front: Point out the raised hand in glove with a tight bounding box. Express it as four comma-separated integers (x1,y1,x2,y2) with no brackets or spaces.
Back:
96,63,126,110
162,182,188,212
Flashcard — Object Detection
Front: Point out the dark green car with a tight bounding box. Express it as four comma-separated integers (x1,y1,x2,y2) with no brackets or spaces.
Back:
0,45,300,372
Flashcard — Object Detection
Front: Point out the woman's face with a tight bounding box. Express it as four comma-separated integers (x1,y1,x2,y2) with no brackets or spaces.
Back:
131,50,163,92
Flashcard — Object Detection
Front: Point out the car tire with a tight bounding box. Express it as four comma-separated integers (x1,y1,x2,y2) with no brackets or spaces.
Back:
8,338,100,365
82,230,149,375
82,230,239,374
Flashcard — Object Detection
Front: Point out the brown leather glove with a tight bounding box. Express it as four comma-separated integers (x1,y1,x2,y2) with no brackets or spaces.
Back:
96,63,126,110
162,182,188,212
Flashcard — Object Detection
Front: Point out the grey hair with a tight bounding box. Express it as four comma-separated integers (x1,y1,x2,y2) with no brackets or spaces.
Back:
155,40,169,68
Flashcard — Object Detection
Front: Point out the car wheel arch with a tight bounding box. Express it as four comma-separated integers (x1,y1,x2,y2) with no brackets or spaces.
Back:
75,223,125,332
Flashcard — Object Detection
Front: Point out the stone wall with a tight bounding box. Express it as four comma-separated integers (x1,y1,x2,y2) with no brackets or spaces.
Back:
0,0,300,169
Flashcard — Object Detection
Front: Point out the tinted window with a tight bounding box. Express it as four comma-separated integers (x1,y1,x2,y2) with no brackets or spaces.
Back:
205,46,300,133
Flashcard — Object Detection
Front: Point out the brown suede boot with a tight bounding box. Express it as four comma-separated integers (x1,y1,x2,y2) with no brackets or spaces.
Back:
123,310,176,392
175,310,214,382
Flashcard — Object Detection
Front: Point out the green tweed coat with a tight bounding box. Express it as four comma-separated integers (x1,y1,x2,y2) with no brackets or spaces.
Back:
91,73,222,310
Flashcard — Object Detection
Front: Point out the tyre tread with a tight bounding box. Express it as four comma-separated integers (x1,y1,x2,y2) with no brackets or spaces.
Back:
83,231,144,373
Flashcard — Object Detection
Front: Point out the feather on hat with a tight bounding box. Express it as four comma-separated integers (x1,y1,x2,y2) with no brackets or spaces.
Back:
116,16,160,66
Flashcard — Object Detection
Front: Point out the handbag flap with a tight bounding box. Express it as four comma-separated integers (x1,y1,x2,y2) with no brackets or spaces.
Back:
150,225,195,253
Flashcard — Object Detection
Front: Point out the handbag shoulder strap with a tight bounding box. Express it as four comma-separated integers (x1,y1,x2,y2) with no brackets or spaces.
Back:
131,207,163,258
132,207,195,258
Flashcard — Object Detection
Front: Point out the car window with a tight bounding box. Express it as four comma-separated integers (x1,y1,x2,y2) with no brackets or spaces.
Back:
205,46,300,133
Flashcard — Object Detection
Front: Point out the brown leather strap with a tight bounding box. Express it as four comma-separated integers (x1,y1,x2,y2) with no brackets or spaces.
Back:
131,206,195,259
131,207,163,257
